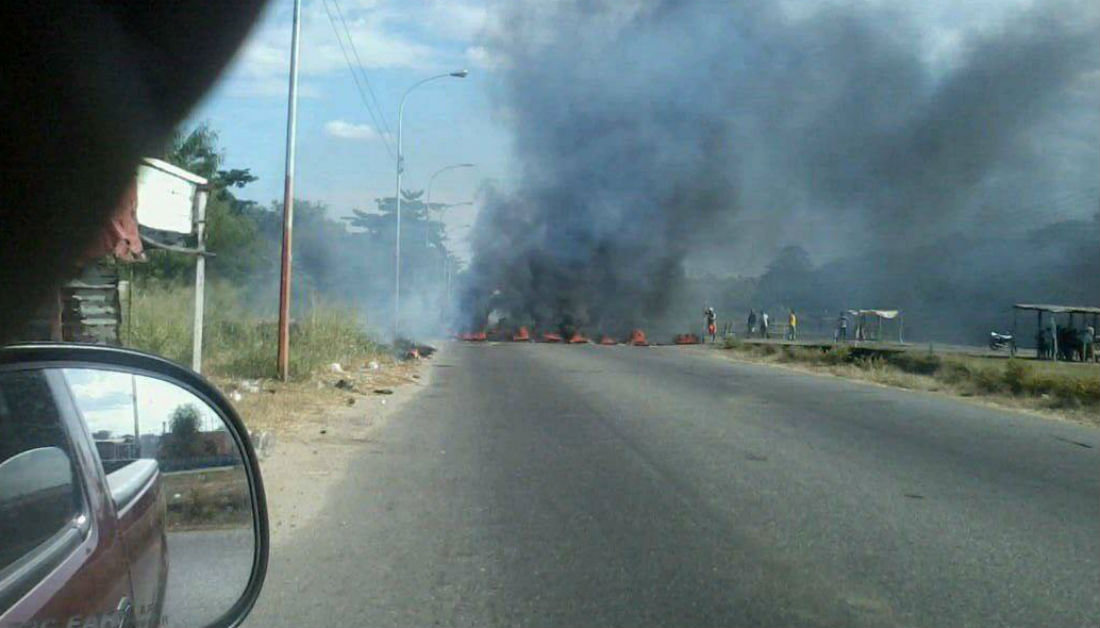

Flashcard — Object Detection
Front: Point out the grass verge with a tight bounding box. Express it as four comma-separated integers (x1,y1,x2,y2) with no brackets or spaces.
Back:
721,338,1100,425
162,466,251,530
125,280,386,380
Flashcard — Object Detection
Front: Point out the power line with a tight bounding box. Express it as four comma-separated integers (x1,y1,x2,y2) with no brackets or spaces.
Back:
331,0,395,141
320,0,394,160
320,0,396,161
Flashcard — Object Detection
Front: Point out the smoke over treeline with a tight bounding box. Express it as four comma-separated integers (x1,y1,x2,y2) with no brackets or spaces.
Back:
141,124,457,340
462,0,1099,342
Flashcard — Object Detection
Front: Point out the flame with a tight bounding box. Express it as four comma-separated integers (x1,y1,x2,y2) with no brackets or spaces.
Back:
674,333,701,344
512,326,531,341
460,331,487,342
629,329,649,346
568,332,589,344
542,332,563,343
599,335,617,345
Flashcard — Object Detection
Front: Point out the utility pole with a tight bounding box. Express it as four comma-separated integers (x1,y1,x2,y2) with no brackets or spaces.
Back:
131,375,141,458
277,0,302,381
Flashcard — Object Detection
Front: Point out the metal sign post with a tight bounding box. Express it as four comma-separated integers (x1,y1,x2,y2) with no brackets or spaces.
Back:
191,188,208,373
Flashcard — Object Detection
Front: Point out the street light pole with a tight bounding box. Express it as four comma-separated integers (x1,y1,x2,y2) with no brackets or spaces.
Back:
277,0,302,381
425,163,476,247
394,69,468,341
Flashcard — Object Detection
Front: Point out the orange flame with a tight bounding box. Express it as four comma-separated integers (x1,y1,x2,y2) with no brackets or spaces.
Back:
513,326,531,342
629,329,649,346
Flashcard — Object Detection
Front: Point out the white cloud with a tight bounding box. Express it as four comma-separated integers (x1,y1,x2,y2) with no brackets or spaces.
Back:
324,119,382,141
417,1,491,41
218,0,445,98
464,45,508,71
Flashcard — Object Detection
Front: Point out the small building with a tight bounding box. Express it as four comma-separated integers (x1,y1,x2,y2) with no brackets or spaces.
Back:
25,180,144,344
23,159,209,362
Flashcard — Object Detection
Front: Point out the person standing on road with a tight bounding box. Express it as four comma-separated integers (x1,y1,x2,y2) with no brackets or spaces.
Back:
747,309,757,337
787,309,798,341
704,307,717,343
835,311,848,342
761,311,770,339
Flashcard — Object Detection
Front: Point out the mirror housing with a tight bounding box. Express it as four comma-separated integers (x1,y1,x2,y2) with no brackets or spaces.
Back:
0,343,268,628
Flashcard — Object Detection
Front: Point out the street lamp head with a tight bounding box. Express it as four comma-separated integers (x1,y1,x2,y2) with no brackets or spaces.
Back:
450,69,469,78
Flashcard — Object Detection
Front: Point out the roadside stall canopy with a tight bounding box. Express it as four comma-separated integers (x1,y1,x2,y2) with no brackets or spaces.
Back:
846,309,903,342
849,309,900,319
1012,304,1100,331
1013,304,1100,315
1011,304,1100,360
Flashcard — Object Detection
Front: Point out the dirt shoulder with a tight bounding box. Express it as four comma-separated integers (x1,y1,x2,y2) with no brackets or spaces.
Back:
708,342,1100,428
211,355,432,544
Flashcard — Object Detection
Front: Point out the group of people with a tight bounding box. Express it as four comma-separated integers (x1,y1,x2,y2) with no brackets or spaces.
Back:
741,308,798,340
699,307,798,343
1037,322,1096,362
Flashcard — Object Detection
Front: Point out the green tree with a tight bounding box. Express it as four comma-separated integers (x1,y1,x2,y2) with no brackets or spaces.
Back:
346,190,445,246
158,404,206,463
164,122,222,180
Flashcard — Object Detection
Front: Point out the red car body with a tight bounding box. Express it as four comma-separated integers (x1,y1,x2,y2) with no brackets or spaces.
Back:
0,371,168,628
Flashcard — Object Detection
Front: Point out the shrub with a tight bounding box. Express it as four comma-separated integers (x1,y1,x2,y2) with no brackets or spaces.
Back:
971,365,1005,394
820,346,852,365
887,352,942,376
938,360,973,383
1002,359,1030,395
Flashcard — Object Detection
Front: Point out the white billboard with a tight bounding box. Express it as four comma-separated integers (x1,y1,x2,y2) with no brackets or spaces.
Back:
136,157,208,235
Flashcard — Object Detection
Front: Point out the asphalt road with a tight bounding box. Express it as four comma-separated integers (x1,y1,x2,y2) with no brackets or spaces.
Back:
162,528,253,628
246,342,1099,627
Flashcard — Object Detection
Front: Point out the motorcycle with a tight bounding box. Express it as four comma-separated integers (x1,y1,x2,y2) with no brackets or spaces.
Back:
989,331,1016,356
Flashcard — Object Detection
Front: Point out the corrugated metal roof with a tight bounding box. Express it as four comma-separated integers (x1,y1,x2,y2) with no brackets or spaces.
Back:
61,261,121,345
1013,304,1100,314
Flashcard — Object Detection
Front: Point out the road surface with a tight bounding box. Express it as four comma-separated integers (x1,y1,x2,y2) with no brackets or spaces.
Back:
246,342,1099,627
163,528,253,628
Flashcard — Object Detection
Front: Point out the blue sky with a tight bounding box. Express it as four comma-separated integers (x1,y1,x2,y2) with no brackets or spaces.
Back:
65,370,224,438
187,0,513,259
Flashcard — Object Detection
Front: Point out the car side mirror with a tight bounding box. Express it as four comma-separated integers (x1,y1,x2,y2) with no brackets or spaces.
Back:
0,344,268,628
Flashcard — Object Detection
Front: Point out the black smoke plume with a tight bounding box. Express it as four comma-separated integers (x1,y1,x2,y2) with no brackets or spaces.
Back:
462,0,1099,340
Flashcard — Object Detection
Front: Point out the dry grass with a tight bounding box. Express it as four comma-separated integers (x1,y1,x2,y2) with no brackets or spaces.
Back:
125,280,388,380
125,278,426,436
721,338,1100,425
